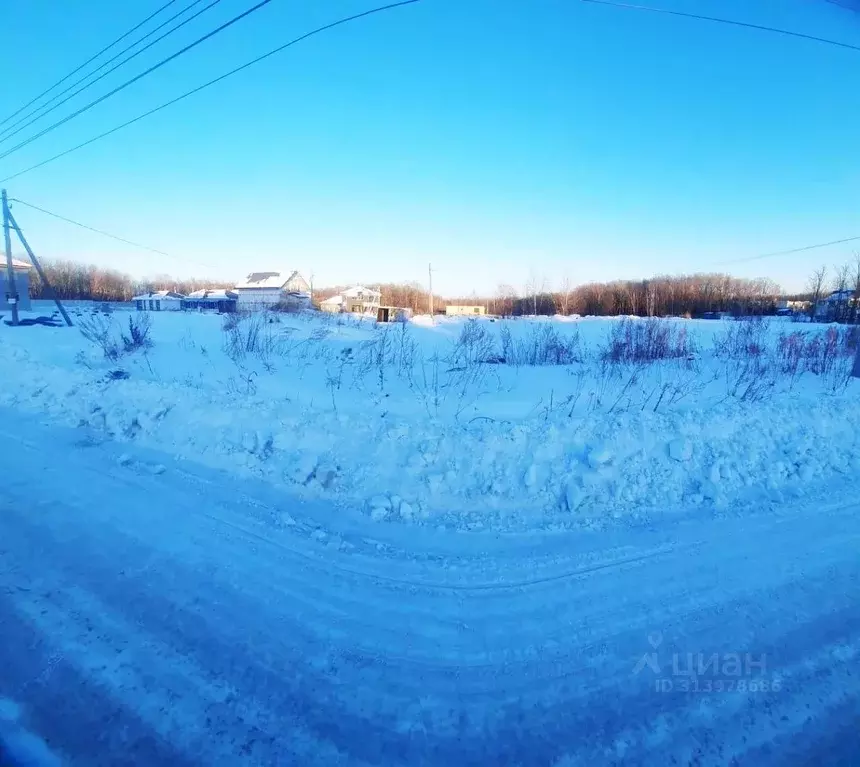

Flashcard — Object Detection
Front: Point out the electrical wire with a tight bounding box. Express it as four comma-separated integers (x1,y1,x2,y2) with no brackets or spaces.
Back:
0,0,275,163
0,0,422,183
719,235,860,265
9,198,172,256
0,0,181,129
580,0,860,53
0,0,221,145
823,0,860,12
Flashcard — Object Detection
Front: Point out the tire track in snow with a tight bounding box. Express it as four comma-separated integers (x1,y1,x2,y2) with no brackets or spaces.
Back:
1,409,859,765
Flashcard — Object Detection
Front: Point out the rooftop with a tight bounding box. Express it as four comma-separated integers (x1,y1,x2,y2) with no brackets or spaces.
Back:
186,289,237,300
131,290,185,300
235,270,297,290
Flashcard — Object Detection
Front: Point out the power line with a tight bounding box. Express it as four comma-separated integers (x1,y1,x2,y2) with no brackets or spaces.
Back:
9,198,173,256
0,0,422,183
719,234,860,265
0,0,275,163
824,0,860,12
0,0,221,146
0,0,181,129
580,0,860,53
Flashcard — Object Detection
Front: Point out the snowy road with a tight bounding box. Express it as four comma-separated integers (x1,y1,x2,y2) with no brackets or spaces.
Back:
0,409,858,766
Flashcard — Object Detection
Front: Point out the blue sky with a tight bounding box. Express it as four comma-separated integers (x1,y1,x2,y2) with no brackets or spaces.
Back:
3,0,860,295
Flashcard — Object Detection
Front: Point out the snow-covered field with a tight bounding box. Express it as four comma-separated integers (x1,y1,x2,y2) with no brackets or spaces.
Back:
1,306,858,531
2,309,859,764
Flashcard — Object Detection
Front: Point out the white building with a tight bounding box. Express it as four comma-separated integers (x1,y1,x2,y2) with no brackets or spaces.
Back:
341,286,381,314
1,258,32,312
446,305,486,316
320,294,344,313
182,289,238,313
234,270,310,310
132,290,184,311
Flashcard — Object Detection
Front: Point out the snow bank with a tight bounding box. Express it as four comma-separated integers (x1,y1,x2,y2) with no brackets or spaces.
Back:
1,309,858,531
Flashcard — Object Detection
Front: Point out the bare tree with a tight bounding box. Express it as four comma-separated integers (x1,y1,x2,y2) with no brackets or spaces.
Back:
524,269,543,316
496,283,517,317
832,263,851,322
557,275,574,316
806,266,827,320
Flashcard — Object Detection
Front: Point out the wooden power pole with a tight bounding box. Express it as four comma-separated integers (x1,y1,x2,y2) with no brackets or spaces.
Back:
2,189,19,326
1,188,72,326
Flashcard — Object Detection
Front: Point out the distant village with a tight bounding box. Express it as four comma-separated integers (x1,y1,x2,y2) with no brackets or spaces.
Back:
128,269,486,322
4,258,858,324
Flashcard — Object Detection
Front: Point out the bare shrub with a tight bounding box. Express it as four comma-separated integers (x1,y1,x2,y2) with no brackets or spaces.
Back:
777,331,805,377
353,324,417,392
803,326,855,376
449,320,499,368
392,321,418,376
501,324,583,366
79,312,154,361
78,314,121,361
602,318,693,363
776,326,856,380
723,356,777,402
223,313,278,364
121,313,152,353
823,355,853,395
713,317,769,360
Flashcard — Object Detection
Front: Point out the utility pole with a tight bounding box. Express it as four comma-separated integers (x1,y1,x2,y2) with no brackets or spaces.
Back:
428,262,434,321
5,202,72,326
2,189,19,326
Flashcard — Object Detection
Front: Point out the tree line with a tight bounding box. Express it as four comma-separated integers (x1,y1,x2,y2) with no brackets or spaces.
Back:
27,259,231,302
22,256,859,321
322,274,785,318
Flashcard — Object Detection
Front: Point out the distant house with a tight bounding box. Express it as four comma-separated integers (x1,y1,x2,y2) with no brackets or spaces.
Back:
1,258,32,312
777,299,811,313
234,270,309,310
319,294,344,313
446,305,486,316
342,286,381,314
320,286,382,314
182,289,238,313
814,289,856,321
132,290,184,311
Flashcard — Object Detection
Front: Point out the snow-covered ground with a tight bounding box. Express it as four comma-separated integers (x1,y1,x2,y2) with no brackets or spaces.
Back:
1,306,858,531
0,408,858,764
2,307,859,763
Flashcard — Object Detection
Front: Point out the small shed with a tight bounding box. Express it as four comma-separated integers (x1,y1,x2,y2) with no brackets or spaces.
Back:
376,306,412,323
132,290,184,311
1,258,32,312
182,289,238,313
445,305,486,316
